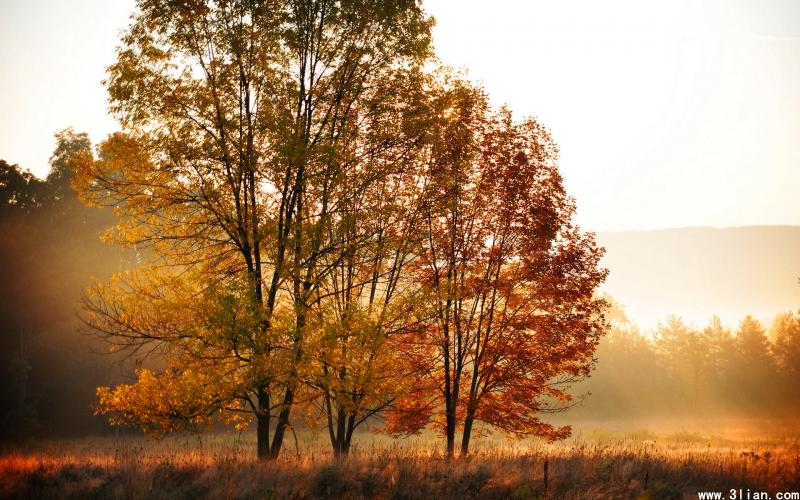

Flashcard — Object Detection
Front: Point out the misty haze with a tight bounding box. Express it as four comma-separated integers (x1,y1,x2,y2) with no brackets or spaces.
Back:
599,226,800,330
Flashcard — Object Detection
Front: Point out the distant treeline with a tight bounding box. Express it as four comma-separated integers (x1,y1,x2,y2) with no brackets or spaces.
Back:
0,131,130,441
570,307,800,419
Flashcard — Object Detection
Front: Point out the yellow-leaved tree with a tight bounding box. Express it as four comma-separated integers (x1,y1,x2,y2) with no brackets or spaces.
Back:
73,0,433,460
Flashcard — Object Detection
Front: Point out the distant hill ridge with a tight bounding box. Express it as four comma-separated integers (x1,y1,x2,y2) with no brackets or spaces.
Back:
595,225,800,330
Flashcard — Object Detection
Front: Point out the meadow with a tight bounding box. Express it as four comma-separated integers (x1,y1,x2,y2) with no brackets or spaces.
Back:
1,421,798,499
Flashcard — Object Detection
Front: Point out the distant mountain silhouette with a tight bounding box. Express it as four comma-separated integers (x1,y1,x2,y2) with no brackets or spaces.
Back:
596,226,800,331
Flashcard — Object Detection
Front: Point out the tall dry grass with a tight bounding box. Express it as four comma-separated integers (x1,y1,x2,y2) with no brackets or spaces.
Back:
1,427,799,499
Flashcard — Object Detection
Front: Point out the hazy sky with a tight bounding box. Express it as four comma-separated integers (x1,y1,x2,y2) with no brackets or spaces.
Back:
1,0,799,232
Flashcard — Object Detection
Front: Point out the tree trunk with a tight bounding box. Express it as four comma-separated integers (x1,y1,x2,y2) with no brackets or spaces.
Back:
272,285,307,458
328,402,358,458
343,413,356,455
334,406,346,458
270,386,294,458
325,392,337,455
461,407,476,457
256,386,270,461
445,400,456,459
443,327,456,459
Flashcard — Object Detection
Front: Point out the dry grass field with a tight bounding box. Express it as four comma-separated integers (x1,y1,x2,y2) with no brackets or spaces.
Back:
1,422,799,499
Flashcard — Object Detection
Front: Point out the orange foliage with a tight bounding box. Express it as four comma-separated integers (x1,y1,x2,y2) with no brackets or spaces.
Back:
386,98,608,456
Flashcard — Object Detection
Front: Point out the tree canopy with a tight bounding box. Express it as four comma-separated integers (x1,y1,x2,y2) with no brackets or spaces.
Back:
71,0,609,460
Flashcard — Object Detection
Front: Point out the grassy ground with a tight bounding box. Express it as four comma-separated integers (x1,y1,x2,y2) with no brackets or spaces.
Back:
1,425,799,499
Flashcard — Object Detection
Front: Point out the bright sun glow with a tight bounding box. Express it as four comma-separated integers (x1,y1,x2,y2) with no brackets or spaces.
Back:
1,0,799,231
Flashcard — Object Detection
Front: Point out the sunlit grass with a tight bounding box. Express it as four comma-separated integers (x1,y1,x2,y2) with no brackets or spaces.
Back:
1,425,799,499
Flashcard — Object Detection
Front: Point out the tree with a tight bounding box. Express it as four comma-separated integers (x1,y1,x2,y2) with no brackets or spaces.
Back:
654,316,709,406
735,316,774,366
47,129,92,205
701,316,734,374
770,312,800,411
386,92,608,458
700,315,736,410
305,149,431,456
0,160,47,214
73,0,432,460
771,312,800,376
731,315,777,408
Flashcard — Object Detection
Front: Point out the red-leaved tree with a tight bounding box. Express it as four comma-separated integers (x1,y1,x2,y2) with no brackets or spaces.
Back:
388,99,608,458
